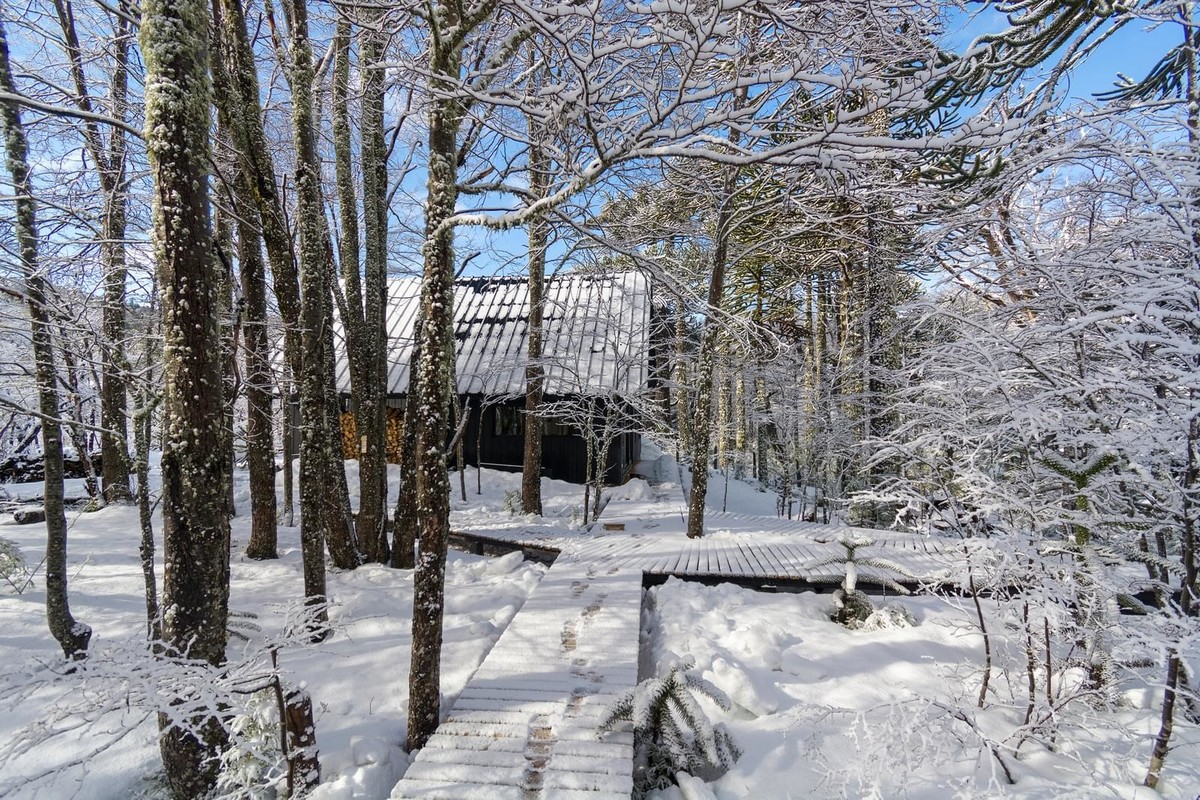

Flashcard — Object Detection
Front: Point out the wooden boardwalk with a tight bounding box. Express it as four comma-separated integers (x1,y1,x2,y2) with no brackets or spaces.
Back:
452,508,955,592
391,504,956,799
391,552,643,799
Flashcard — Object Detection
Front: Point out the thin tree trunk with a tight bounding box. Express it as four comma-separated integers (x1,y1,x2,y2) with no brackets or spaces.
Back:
52,0,133,504
58,341,101,500
282,389,295,526
323,295,359,566
131,283,161,640
686,165,738,539
521,130,549,515
212,0,302,380
0,16,92,661
239,198,278,559
674,304,690,455
139,0,230,789
391,362,419,569
288,0,358,616
359,20,390,562
133,386,161,640
212,181,237,520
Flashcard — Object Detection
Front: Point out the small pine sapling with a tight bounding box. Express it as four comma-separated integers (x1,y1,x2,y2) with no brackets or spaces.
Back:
600,666,741,797
0,536,25,580
805,535,917,628
215,688,284,799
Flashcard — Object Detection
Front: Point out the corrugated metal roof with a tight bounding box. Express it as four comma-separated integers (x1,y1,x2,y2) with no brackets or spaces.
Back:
334,271,652,398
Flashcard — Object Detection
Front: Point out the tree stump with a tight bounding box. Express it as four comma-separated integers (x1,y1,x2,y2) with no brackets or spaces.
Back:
283,686,319,795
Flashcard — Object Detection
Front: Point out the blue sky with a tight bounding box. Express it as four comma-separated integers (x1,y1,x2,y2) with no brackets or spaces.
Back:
946,4,1186,102
451,4,1189,279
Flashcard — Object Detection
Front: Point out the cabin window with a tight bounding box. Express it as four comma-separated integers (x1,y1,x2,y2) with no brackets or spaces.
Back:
494,406,524,437
541,417,574,436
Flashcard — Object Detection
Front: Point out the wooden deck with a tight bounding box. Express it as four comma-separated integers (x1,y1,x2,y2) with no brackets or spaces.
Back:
391,505,957,799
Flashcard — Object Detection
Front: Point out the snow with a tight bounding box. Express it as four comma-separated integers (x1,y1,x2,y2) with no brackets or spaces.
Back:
1,454,1197,799
332,272,652,399
643,579,1198,799
0,462,553,800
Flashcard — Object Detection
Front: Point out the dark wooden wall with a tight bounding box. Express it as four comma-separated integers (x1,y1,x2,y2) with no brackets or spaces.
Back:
337,395,640,486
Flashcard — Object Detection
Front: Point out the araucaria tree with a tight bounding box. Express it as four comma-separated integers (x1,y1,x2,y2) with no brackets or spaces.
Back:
140,0,230,793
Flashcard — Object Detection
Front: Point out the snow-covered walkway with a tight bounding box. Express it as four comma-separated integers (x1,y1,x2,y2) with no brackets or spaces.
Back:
390,490,956,799
389,548,642,799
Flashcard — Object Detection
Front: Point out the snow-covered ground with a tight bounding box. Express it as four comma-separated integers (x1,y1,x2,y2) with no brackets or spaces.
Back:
643,579,1198,799
1,449,1198,799
0,464,559,800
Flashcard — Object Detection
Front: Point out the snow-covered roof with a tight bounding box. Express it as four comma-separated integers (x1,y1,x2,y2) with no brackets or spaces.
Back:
335,271,653,398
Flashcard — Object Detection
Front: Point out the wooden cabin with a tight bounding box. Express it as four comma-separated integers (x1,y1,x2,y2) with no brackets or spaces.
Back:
332,271,656,485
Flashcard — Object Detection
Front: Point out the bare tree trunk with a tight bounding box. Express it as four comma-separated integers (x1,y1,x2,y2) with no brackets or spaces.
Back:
140,0,230,789
133,383,161,640
57,341,101,500
0,17,92,661
391,357,419,570
211,0,300,540
521,130,549,515
323,297,359,565
52,0,133,504
686,165,737,539
212,181,237,520
674,306,690,455
239,200,278,559
132,274,160,639
282,390,295,527
213,0,299,352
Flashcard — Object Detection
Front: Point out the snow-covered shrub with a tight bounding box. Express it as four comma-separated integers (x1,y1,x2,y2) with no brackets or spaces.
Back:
501,490,521,515
0,537,24,581
600,666,741,797
859,604,917,631
215,688,286,799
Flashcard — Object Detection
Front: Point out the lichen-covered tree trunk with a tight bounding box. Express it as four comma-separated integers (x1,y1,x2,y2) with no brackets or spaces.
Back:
407,17,466,750
0,15,92,661
288,0,338,622
358,22,390,562
287,0,359,596
521,134,549,516
139,0,231,790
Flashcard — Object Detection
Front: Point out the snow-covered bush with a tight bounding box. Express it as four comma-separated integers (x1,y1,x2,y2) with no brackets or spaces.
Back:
600,666,741,797
859,604,917,631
